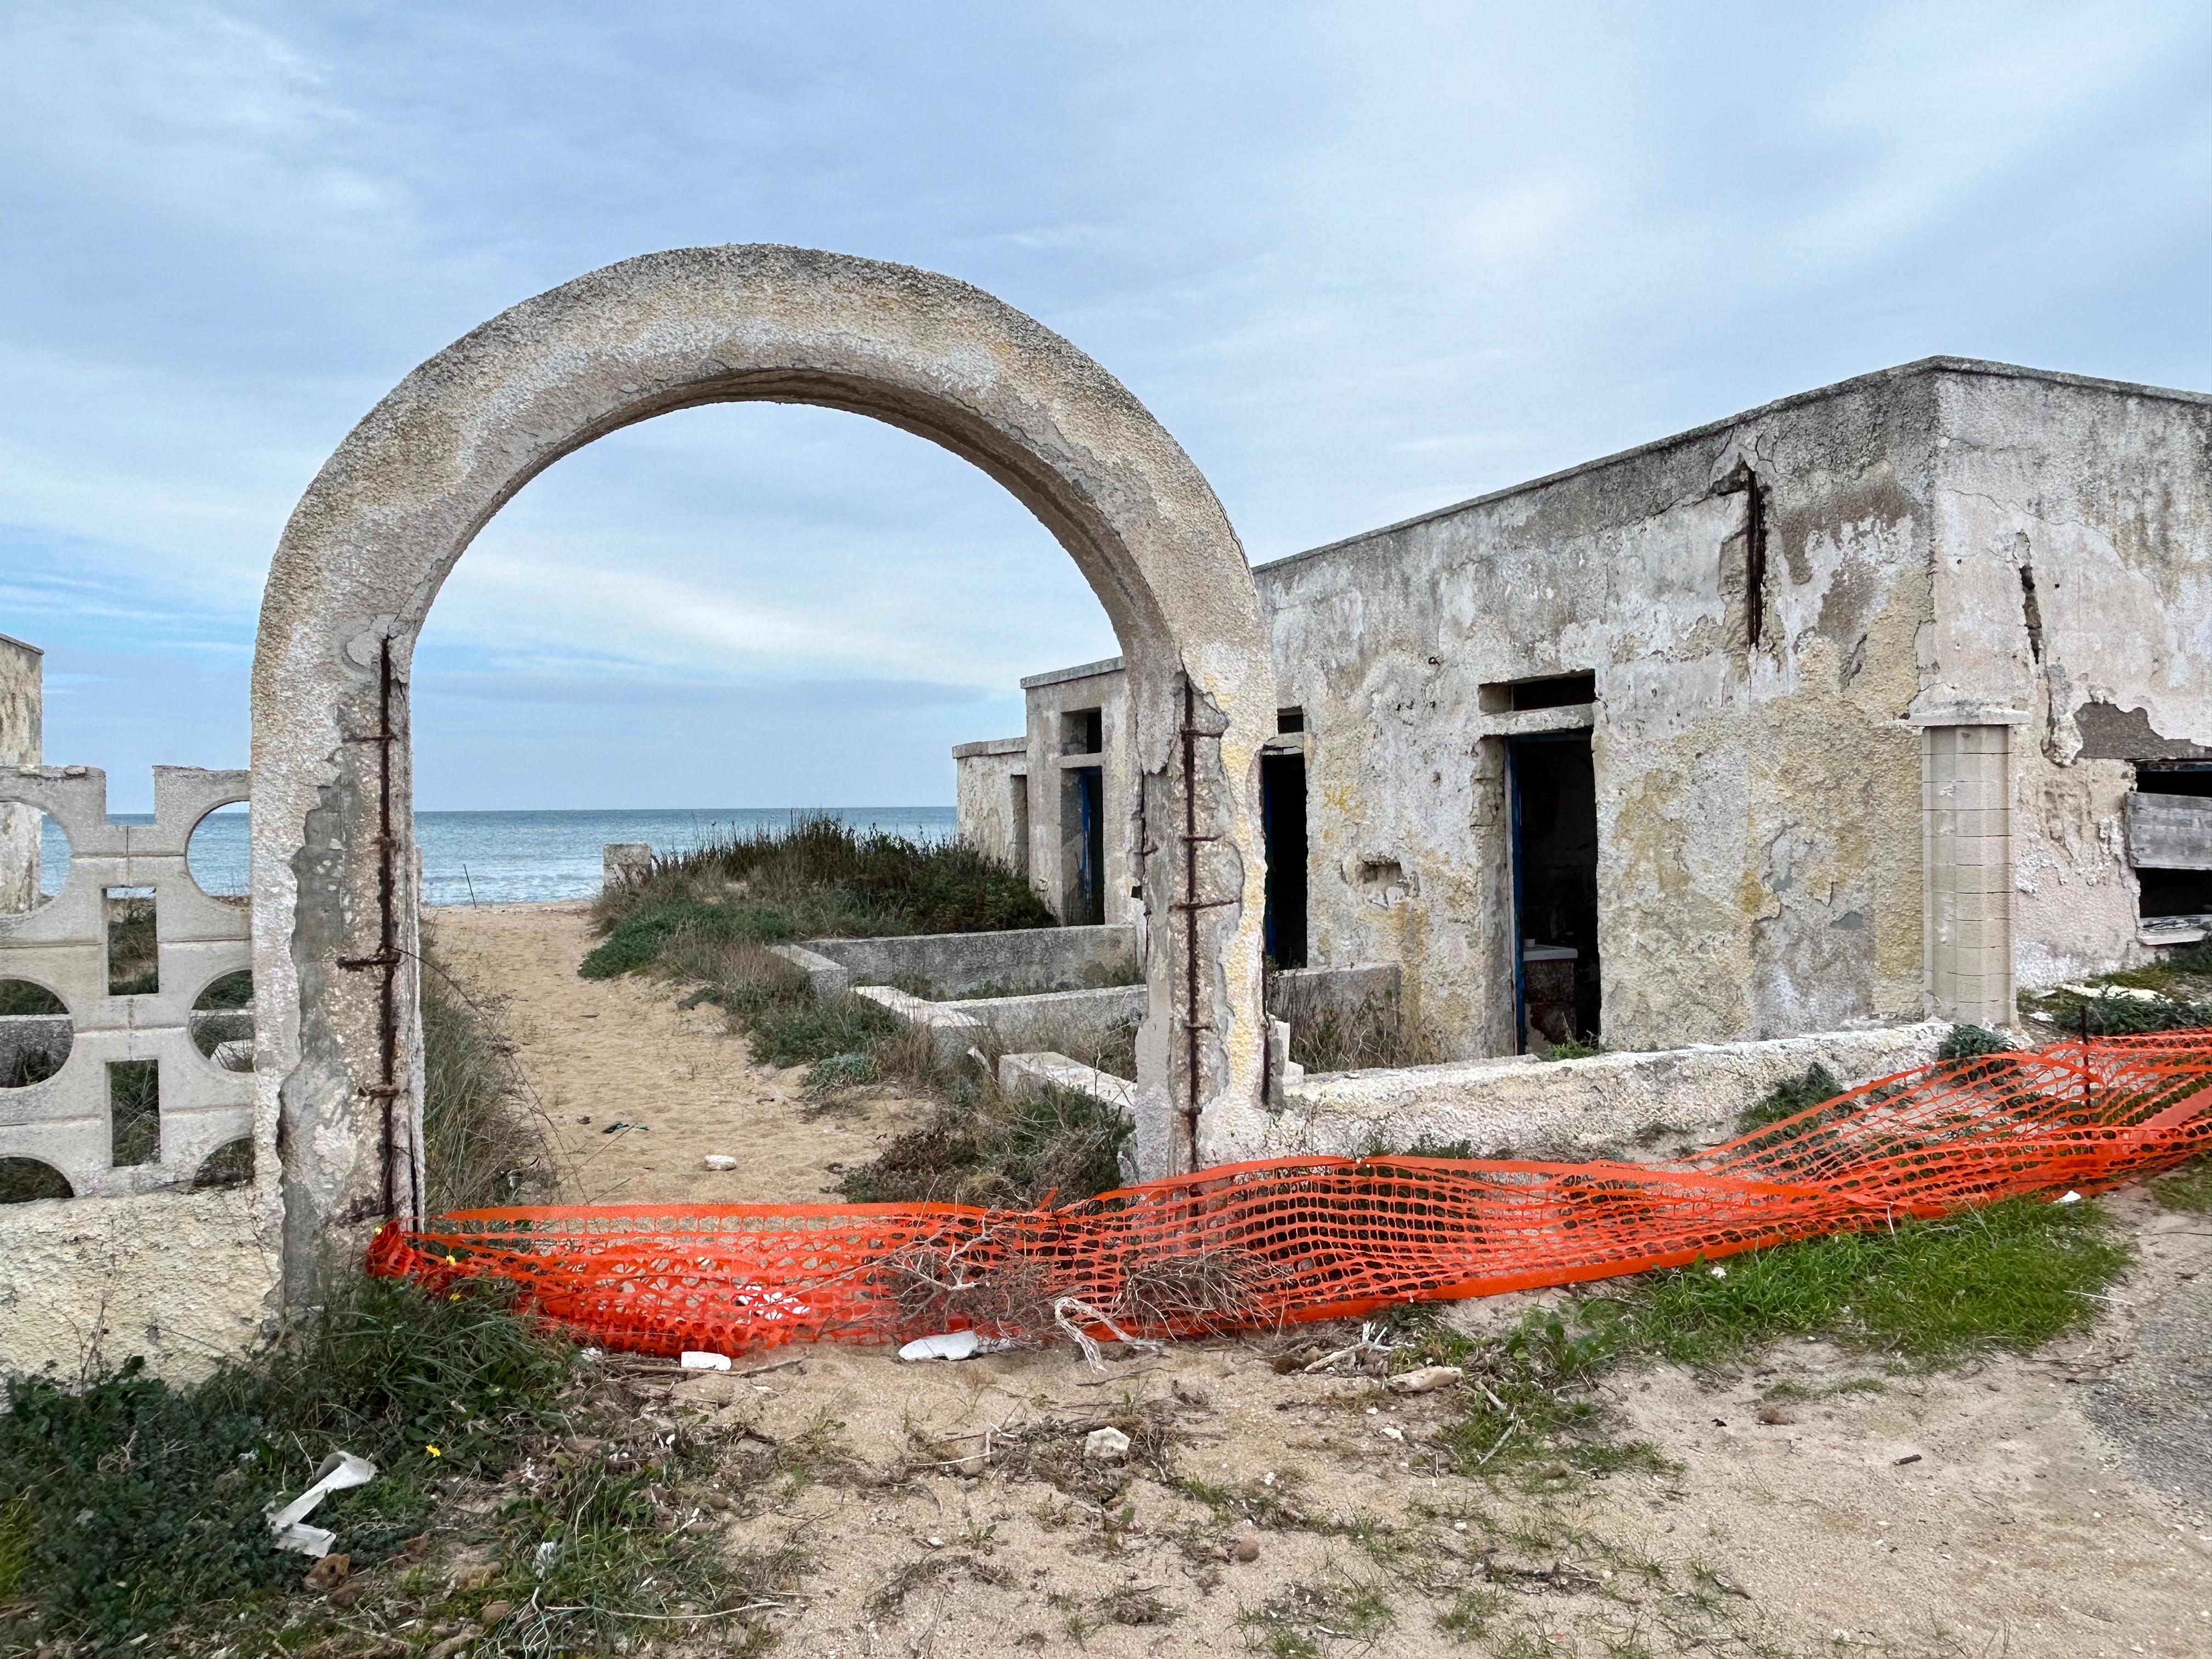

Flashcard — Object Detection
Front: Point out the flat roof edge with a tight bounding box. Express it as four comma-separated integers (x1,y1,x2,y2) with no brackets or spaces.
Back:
1254,357,2212,578
0,633,44,656
951,737,1028,758
1020,655,1126,690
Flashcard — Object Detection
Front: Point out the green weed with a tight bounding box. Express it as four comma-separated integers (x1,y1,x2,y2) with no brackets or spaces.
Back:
1590,1195,2132,1370
420,929,556,1212
588,817,1049,979
2149,1154,2212,1212
1239,1577,1393,1655
1737,1062,1841,1133
836,1083,1129,1206
0,1273,573,1648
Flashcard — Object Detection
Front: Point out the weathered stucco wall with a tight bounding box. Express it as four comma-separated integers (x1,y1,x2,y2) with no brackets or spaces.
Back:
0,1187,275,1380
1921,368,2212,985
1258,364,1939,1058
951,736,1027,876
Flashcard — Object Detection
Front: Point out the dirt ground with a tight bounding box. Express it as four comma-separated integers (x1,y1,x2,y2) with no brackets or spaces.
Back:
431,902,934,1207
435,902,2211,1659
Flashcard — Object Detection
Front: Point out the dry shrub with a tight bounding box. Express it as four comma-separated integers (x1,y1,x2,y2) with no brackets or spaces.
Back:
1115,1247,1289,1336
879,1237,1062,1338
1286,992,1443,1074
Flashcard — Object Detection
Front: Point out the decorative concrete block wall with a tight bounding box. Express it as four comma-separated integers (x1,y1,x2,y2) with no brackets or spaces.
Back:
0,765,255,1197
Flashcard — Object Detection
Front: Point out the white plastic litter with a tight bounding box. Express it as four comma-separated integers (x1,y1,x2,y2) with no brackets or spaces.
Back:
1085,1426,1131,1462
680,1351,732,1370
266,1452,378,1557
702,1154,740,1171
2057,1190,2083,1205
1386,1365,1465,1396
900,1330,983,1362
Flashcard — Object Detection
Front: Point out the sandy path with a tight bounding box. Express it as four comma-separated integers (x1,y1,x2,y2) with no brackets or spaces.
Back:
674,1214,2211,1659
427,901,923,1206
420,902,2208,1655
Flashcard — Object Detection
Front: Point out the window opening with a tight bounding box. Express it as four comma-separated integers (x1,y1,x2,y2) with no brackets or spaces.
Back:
1261,750,1309,967
1059,707,1103,755
105,887,158,996
1507,731,1601,1051
1276,707,1305,735
1010,774,1031,880
1481,673,1596,714
0,810,69,916
190,969,254,1063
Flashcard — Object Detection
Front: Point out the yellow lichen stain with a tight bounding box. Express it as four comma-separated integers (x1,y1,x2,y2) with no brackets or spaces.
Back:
1736,867,1776,920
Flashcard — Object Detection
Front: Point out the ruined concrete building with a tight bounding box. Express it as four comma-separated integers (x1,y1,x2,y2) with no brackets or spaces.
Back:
958,358,2212,1058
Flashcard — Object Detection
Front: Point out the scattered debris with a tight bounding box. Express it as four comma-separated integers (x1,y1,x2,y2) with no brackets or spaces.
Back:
1084,1426,1132,1462
680,1350,732,1370
302,1553,349,1591
1301,1321,1398,1375
266,1451,377,1557
703,1153,740,1171
1892,1453,1923,1466
899,1329,1019,1362
1387,1364,1465,1395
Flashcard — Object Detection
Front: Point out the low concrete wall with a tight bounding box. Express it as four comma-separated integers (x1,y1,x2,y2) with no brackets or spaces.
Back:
851,985,986,1065
960,984,1144,1057
803,924,1136,999
0,1186,278,1380
1269,963,1400,1026
998,1050,1137,1117
1265,1020,1952,1161
855,981,1144,1066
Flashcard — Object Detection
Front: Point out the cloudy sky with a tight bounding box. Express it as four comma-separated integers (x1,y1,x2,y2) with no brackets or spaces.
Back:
4,3,2206,810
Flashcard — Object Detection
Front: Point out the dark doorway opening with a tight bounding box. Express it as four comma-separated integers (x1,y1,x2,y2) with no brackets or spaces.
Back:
1062,765,1105,925
1261,751,1308,967
1509,732,1601,1051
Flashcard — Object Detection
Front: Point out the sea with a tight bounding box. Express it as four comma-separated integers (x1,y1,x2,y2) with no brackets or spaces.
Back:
34,806,957,906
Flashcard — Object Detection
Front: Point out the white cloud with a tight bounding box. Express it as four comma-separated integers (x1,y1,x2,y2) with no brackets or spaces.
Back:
1,0,2204,804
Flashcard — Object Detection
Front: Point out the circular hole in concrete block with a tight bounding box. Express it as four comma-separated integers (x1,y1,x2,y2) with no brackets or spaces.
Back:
186,802,249,902
0,809,70,916
190,969,254,1064
191,1136,253,1189
0,1156,72,1203
0,978,72,1088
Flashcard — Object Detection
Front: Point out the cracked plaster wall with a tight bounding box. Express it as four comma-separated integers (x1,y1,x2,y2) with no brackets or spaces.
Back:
1922,369,2212,986
1260,366,1942,1057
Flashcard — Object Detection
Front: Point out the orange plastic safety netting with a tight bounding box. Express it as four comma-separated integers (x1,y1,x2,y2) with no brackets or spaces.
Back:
368,1034,2212,1359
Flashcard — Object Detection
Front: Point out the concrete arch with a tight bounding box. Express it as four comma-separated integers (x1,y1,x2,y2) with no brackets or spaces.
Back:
251,245,1276,1295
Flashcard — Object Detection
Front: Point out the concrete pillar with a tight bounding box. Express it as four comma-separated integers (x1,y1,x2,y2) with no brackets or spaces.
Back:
1920,723,2016,1027
0,633,42,914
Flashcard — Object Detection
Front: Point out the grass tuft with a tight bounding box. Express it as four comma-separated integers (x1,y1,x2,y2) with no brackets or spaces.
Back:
585,817,1050,984
1283,989,1442,1073
2148,1154,2212,1212
420,927,557,1213
0,1274,573,1647
836,1082,1130,1207
1590,1195,2132,1371
1736,1062,1841,1133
